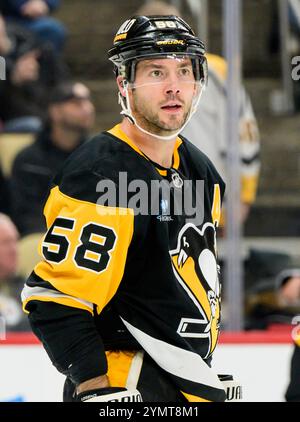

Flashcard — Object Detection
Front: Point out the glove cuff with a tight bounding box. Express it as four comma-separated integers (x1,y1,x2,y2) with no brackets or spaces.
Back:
218,374,242,402
76,387,142,402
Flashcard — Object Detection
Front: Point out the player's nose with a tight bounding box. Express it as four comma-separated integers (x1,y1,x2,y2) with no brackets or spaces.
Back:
164,73,181,95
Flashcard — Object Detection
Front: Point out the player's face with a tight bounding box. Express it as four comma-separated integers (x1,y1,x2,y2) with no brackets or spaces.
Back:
130,57,197,135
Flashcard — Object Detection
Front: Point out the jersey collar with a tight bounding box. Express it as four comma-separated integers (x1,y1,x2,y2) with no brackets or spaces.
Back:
107,124,182,176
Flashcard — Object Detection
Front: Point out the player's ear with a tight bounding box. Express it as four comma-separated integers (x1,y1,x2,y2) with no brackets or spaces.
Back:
117,76,127,97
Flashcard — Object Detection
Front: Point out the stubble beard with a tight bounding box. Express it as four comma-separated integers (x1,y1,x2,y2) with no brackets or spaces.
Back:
132,91,191,136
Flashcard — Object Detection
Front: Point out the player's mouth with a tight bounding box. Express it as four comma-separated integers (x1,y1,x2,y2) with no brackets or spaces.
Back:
161,103,183,114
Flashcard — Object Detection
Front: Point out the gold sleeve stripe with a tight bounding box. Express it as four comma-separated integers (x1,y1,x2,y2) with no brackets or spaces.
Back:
21,285,94,314
34,186,134,312
241,174,259,204
181,391,211,402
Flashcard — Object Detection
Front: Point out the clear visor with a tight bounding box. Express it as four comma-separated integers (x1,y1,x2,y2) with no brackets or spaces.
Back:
118,54,207,141
125,54,207,89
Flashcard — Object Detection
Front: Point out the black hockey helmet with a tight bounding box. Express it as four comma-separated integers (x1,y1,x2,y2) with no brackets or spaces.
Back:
108,15,207,85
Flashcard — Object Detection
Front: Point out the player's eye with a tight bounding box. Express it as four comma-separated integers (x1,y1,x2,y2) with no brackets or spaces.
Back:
179,67,192,77
150,69,163,78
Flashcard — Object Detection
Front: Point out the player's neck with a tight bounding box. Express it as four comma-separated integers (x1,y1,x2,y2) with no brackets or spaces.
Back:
120,119,177,168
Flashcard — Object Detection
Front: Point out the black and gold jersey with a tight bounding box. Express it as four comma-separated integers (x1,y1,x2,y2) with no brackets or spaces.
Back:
22,124,226,402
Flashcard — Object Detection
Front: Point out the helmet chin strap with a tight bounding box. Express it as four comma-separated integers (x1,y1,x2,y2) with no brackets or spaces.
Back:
119,81,204,142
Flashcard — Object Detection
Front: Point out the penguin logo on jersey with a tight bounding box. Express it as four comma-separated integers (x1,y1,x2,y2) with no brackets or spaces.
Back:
169,222,221,357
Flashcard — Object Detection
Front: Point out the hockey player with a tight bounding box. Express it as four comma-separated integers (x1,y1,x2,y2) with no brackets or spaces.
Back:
21,15,226,402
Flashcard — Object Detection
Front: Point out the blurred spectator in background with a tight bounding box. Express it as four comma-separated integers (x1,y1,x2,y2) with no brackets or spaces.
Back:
289,0,300,43
0,13,68,133
0,213,29,331
269,0,300,110
244,250,298,329
137,1,261,226
136,0,179,16
10,81,95,236
183,59,260,225
289,0,300,110
278,271,300,402
270,0,300,55
0,0,66,52
245,264,300,400
0,164,11,215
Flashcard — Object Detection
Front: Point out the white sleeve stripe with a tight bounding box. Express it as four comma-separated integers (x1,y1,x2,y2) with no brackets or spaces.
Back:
120,318,224,391
21,285,94,311
126,351,144,390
